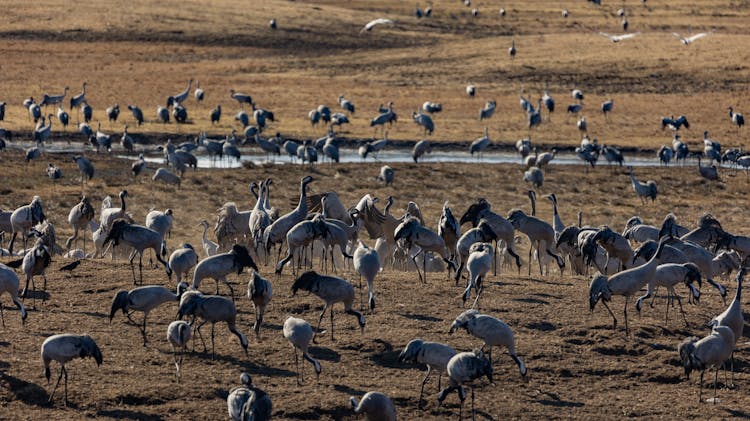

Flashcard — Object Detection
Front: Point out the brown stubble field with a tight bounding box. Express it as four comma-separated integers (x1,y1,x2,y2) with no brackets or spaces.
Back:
0,0,749,149
1,0,750,419
1,151,750,420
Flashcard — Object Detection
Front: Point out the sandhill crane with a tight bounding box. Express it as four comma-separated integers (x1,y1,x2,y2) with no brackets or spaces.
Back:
599,32,640,42
678,326,735,402
40,87,68,109
291,271,366,342
523,167,543,188
247,271,272,340
0,264,27,325
167,320,191,381
131,154,146,178
100,190,129,233
399,339,457,407
438,201,460,263
109,283,188,345
470,127,490,158
672,31,712,45
103,220,172,284
7,196,45,255
282,316,321,384
728,106,744,131
376,165,394,186
360,18,394,33
69,82,87,110
437,350,493,420
168,79,193,106
41,334,102,405
177,291,248,357
450,309,527,375
658,145,673,166
508,39,516,59
25,146,40,163
195,220,218,258
589,239,667,335
65,196,94,253
542,83,555,121
350,392,397,421
461,243,494,308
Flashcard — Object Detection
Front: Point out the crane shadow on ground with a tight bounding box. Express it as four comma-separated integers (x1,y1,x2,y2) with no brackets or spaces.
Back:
196,352,297,378
310,345,341,362
397,312,442,322
96,409,164,420
282,404,351,420
333,383,366,395
534,391,585,408
0,371,50,407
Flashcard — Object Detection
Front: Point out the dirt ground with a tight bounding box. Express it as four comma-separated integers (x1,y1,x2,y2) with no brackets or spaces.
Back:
0,150,748,420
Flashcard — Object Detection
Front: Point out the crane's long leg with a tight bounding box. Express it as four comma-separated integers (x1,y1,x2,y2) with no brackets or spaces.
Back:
623,296,630,336
329,305,335,341
50,365,63,402
601,300,618,330
128,249,138,285
418,367,432,409
140,313,149,346
63,366,68,406
313,304,328,344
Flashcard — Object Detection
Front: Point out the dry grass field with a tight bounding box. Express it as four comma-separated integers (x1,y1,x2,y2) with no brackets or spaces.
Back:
0,0,749,150
1,1,750,420
0,151,749,420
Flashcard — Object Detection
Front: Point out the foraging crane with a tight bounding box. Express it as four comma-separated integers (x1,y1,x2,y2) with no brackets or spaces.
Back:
697,156,719,181
338,95,355,114
106,104,120,123
634,263,702,326
41,334,102,405
462,243,494,308
291,271,366,343
437,351,493,421
479,100,496,120
227,373,272,421
192,244,258,299
412,111,434,135
177,291,248,357
72,155,94,184
109,283,188,345
449,309,527,374
102,220,172,285
678,326,735,402
399,339,457,407
589,239,668,335
350,392,397,421
394,218,456,283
